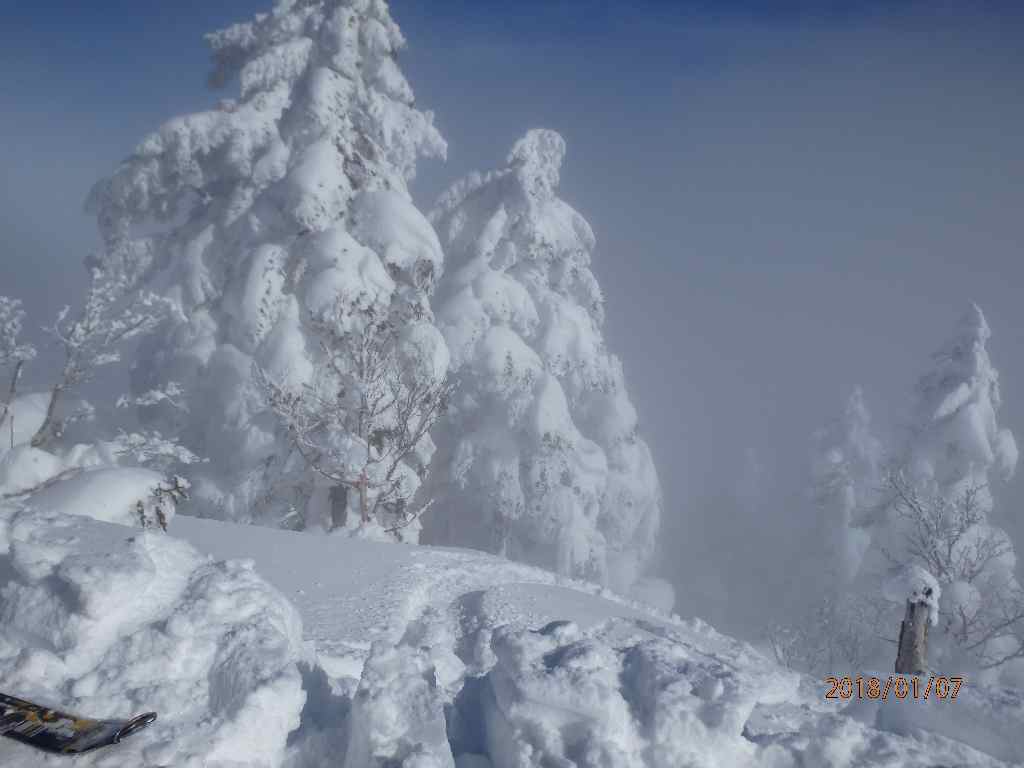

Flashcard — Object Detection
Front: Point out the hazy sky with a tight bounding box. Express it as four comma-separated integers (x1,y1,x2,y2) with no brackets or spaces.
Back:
2,0,1023,636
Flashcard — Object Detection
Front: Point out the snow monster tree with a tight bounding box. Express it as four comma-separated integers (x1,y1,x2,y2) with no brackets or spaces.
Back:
858,305,1023,681
86,0,449,535
424,130,663,596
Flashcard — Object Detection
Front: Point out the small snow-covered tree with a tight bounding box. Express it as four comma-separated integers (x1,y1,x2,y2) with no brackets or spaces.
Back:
0,272,198,511
766,592,875,676
257,299,453,538
423,130,662,594
767,389,884,675
86,0,448,529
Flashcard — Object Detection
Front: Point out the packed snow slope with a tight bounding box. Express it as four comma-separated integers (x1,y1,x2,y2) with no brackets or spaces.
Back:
1,508,1022,767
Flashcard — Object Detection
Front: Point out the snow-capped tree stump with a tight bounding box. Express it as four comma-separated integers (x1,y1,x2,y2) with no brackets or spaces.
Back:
894,596,931,674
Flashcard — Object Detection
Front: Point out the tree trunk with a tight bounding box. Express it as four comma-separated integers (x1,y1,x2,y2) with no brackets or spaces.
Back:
358,469,369,524
329,485,348,531
30,383,63,449
894,599,930,674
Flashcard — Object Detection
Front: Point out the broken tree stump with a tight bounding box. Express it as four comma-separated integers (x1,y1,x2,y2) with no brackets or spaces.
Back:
894,596,931,675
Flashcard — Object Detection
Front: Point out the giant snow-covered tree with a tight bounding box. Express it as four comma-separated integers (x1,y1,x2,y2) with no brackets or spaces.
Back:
423,129,662,594
86,0,449,531
857,305,1023,678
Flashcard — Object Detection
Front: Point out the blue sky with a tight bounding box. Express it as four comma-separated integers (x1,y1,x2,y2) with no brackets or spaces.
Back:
2,0,1024,632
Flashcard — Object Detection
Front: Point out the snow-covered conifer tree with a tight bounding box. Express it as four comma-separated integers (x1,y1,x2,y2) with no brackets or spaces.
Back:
809,387,883,590
86,0,449,530
858,305,1023,678
423,129,662,594
767,388,884,675
906,304,1018,504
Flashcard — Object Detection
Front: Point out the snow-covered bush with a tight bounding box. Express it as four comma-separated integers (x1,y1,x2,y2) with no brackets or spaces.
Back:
0,225,200,535
423,129,662,596
0,506,306,767
256,300,453,539
765,592,876,677
86,0,449,531
0,280,198,530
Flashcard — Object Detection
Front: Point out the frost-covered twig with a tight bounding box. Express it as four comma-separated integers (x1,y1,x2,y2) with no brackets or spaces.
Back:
112,429,203,471
136,475,190,531
31,267,179,448
116,382,189,412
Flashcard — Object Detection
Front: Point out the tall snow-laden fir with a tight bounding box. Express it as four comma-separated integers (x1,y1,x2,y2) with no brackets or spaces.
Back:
423,129,662,595
906,304,1018,505
857,305,1023,680
86,0,449,534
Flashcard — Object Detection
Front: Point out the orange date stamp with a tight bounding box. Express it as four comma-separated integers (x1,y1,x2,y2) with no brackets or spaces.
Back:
824,675,963,701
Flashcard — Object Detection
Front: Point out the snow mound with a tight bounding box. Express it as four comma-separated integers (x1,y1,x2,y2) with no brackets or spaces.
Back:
0,507,306,767
21,466,170,527
481,618,797,768
0,446,65,496
343,642,455,768
882,564,941,626
0,510,1014,767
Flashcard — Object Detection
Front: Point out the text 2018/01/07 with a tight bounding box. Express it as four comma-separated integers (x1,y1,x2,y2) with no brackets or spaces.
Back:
824,676,963,701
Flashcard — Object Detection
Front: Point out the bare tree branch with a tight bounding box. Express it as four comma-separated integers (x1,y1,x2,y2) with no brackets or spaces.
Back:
255,302,454,537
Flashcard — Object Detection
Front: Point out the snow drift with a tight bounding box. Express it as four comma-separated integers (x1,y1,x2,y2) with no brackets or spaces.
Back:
0,507,305,767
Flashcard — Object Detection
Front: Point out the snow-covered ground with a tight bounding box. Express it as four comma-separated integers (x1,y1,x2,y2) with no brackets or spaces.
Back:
2,507,1022,767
